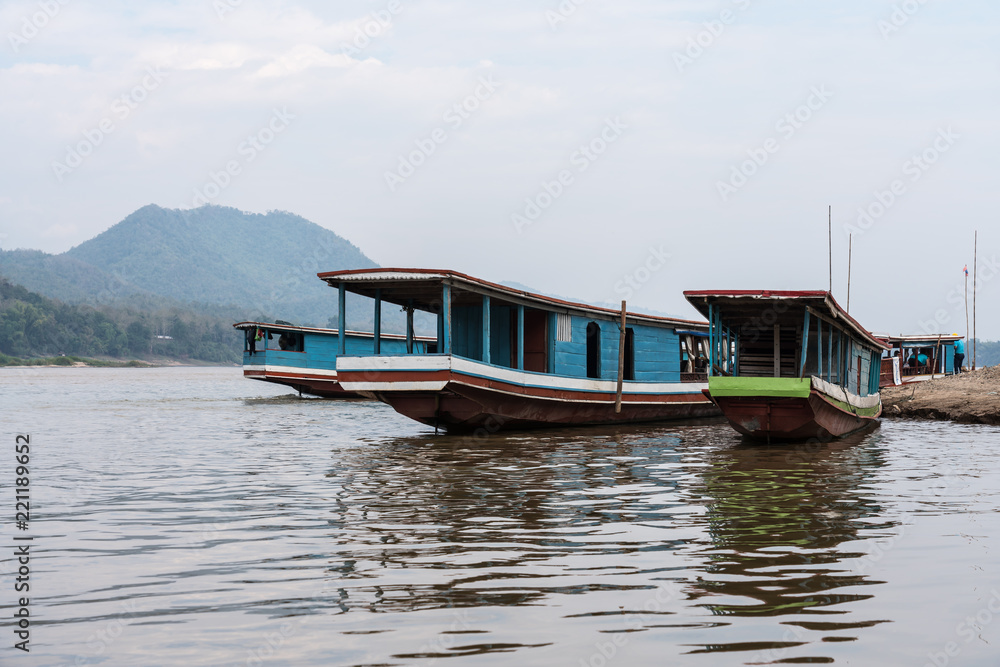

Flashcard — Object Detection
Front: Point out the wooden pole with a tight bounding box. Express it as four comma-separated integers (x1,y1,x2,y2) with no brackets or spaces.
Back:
847,234,853,313
973,231,978,370
615,300,626,414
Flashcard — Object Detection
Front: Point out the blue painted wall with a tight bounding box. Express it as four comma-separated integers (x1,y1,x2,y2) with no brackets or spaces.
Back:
490,305,514,368
452,304,484,361
244,331,423,369
552,316,681,383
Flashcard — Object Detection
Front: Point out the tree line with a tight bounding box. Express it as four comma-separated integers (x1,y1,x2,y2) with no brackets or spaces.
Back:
0,277,242,363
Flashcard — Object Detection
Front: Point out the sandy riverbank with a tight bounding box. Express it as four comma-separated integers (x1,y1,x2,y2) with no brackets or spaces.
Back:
882,366,1000,425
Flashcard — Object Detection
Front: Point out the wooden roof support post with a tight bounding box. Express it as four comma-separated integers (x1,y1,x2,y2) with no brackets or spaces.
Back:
798,309,811,378
773,324,781,378
516,305,525,370
406,299,414,354
482,296,491,365
615,300,626,414
338,283,346,355
373,288,382,355
442,283,452,355
827,323,833,382
816,316,823,381
708,304,715,377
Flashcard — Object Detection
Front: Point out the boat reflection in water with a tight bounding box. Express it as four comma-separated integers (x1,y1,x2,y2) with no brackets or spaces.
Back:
685,426,897,659
318,421,897,664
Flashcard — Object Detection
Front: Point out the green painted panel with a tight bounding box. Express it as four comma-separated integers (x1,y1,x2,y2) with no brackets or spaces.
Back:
709,376,812,398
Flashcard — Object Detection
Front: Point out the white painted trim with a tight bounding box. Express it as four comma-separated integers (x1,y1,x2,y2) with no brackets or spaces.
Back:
337,355,450,372
337,355,707,396
247,364,340,379
811,376,881,410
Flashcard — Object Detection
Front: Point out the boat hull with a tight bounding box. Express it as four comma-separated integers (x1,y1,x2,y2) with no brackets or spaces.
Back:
243,366,360,399
708,377,881,441
337,356,720,433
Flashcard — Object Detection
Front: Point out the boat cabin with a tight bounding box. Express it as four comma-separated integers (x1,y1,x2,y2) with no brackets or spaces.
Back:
684,291,888,398
318,269,709,384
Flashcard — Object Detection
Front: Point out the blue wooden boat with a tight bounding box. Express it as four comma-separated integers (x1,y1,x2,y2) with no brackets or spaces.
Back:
683,290,889,441
233,321,432,398
876,334,965,386
315,268,721,432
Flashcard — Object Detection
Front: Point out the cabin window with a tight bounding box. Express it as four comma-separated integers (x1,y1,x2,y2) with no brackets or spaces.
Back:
624,328,635,381
556,314,572,342
586,322,601,379
276,332,304,352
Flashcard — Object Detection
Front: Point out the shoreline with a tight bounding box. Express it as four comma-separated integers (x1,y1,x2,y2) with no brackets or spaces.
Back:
1,357,238,369
882,366,1000,425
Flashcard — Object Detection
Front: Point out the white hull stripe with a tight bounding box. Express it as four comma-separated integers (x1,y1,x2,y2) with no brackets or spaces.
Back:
337,355,707,396
244,364,340,379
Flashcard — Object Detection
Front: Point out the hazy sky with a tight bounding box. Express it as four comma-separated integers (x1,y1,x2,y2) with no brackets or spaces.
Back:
1,0,997,338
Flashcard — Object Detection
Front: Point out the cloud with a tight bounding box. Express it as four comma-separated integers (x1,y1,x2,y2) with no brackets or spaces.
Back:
254,44,355,77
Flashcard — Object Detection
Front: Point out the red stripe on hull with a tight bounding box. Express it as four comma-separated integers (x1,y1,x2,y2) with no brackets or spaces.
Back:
337,369,721,432
337,369,711,404
711,391,880,441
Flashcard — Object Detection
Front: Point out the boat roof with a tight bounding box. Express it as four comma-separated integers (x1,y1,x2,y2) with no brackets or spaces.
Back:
318,268,709,330
233,321,435,342
874,333,964,344
683,290,890,350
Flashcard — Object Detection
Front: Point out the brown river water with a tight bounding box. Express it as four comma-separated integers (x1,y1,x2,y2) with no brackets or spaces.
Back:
2,367,999,666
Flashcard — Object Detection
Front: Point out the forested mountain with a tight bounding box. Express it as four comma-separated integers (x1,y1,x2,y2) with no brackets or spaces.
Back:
0,204,377,327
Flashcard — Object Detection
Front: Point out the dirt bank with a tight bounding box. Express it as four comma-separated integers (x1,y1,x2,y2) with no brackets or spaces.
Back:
882,366,1000,425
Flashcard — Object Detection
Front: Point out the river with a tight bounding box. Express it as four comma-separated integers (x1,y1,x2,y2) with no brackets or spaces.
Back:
2,367,999,666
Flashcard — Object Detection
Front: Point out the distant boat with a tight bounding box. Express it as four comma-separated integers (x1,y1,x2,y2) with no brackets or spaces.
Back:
683,290,889,441
233,321,434,398
875,334,964,387
316,269,721,432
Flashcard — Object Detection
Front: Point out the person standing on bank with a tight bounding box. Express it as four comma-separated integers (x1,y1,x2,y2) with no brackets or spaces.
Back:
954,338,965,374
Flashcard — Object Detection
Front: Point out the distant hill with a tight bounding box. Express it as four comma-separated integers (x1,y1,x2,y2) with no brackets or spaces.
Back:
0,204,378,327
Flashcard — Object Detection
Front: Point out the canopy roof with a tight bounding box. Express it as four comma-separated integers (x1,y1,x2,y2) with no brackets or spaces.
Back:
683,290,890,350
875,333,964,345
319,268,709,330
